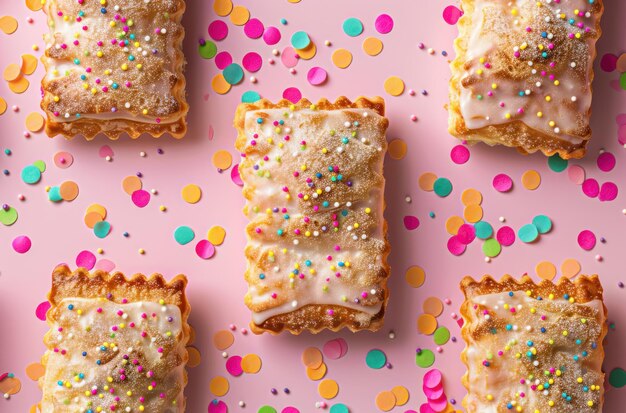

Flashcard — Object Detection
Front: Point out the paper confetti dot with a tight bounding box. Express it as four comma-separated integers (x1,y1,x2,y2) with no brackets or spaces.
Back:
536,261,557,281
433,327,450,345
131,189,151,208
258,407,277,413
461,188,482,206
423,369,443,389
35,301,51,321
306,362,327,381
450,145,470,164
417,314,438,335
329,404,350,413
521,170,541,190
419,173,438,191
318,379,339,399
323,338,348,360
223,63,244,85
212,73,231,94
215,52,233,71
95,259,115,272
296,43,317,60
209,376,229,397
59,181,79,201
225,355,243,377
242,52,263,72
388,138,407,160
463,204,483,223
0,96,6,115
568,165,586,185
212,150,233,170
26,0,43,11
242,90,261,103
21,54,38,75
548,154,568,172
601,53,618,72
609,368,626,388
122,176,142,195
561,258,581,278
208,226,227,245
532,215,552,234
231,164,244,186
456,224,476,244
391,385,409,406
263,26,282,45
34,160,46,173
362,37,383,56
474,221,493,239
416,349,435,368
375,390,396,411
307,67,328,86
577,230,596,251
496,226,516,246
4,63,20,82
213,0,233,16
229,5,250,25
187,346,202,368
0,206,18,226
374,14,394,34
447,236,466,256
343,17,364,37
302,347,323,368
174,226,195,245
208,400,228,413
443,5,463,24
366,349,387,369
199,41,217,59
21,165,41,184
76,250,96,270
9,76,29,93
48,186,62,202
582,178,600,198
12,235,31,253
406,266,426,288
196,239,216,259
518,224,539,243
213,330,235,350
445,216,464,235
291,31,311,49
599,182,618,202
93,221,111,239
433,178,453,197
282,87,302,103
241,354,262,374
404,215,420,231
0,15,18,34
182,184,202,204
281,46,299,68
384,76,405,96
332,48,353,69
423,297,443,317
208,20,228,41
244,18,264,39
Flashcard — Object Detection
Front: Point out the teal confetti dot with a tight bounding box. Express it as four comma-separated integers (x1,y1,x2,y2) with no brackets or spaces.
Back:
532,215,552,234
241,90,261,103
415,349,435,368
174,226,195,245
0,207,18,226
343,17,364,37
548,153,568,172
433,177,453,197
21,165,42,184
433,326,450,345
482,238,502,257
609,368,626,388
33,160,46,173
291,31,311,49
474,221,493,239
258,407,277,413
518,224,539,243
330,404,350,413
48,186,62,202
223,63,244,85
198,41,217,59
94,221,111,238
365,349,387,369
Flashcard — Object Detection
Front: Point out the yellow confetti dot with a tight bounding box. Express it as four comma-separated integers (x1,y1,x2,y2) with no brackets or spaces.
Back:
0,96,6,115
375,390,397,411
418,172,438,191
229,5,250,25
391,385,409,406
296,42,317,60
213,0,233,16
211,73,231,95
331,48,353,69
0,16,18,35
384,76,405,96
212,150,233,170
306,362,327,381
561,258,581,279
4,63,21,82
463,204,483,223
181,184,202,204
521,169,541,190
461,188,483,206
405,266,425,288
21,54,38,75
25,0,43,11
25,112,45,132
209,376,229,397
536,261,557,281
387,138,407,160
362,36,383,56
207,226,226,246
318,379,339,399
445,215,464,235
241,354,262,374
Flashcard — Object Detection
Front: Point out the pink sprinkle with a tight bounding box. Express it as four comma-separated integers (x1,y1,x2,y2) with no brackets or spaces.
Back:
492,173,513,192
281,46,299,68
404,215,420,230
208,20,228,41
582,178,600,198
307,67,328,86
496,226,516,246
456,224,476,245
450,145,470,164
374,14,394,34
443,5,463,25
599,182,618,202
244,18,264,39
423,369,443,388
76,250,97,270
567,165,586,185
597,152,616,172
242,52,263,72
231,164,243,187
36,301,51,321
263,26,281,45
577,230,596,251
600,53,618,72
12,235,31,253
131,189,151,208
214,51,233,70
195,240,216,259
447,235,466,256
282,87,302,104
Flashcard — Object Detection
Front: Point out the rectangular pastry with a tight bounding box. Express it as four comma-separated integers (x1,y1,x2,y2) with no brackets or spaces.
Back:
460,275,607,412
449,0,604,159
40,265,190,412
234,97,390,334
41,0,188,139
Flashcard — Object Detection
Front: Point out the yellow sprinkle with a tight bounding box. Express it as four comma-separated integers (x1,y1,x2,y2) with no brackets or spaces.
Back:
577,377,583,383
365,208,371,214
545,96,552,102
487,394,494,401
491,83,498,89
548,400,554,407
554,80,560,86
548,293,554,300
537,112,543,117
587,401,593,407
139,248,145,254
562,330,568,336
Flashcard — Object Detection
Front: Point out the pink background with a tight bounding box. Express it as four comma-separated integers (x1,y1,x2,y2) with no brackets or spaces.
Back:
1,0,626,411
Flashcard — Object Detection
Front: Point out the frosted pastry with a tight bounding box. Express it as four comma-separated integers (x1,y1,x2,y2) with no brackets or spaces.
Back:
41,0,188,139
39,265,190,412
449,0,604,159
234,97,390,334
460,275,607,412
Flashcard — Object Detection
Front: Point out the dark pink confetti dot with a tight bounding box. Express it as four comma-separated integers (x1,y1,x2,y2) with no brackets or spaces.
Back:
404,215,420,230
578,230,596,251
582,178,600,198
450,145,470,164
263,26,281,45
244,18,264,39
443,5,463,25
456,224,476,244
600,53,618,72
76,250,97,270
12,235,31,253
242,52,263,72
597,152,616,172
131,189,151,208
36,301,51,321
374,14,394,34
599,182,618,202
492,173,513,192
208,20,228,41
282,87,302,104
447,236,466,256
496,226,516,246
214,51,232,70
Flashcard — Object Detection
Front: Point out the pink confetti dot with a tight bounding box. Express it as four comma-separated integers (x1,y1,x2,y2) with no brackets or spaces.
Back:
36,301,51,321
450,145,470,164
215,51,233,70
263,26,281,45
457,224,476,245
443,5,463,25
424,383,444,400
307,67,328,86
496,226,516,246
95,259,116,272
404,215,420,230
423,369,443,389
617,113,626,125
131,189,151,208
374,13,394,34
54,151,74,169
600,53,618,72
447,236,466,256
242,52,262,72
231,164,244,187
597,152,616,172
582,178,599,198
225,355,243,376
599,181,618,201
323,338,348,359
281,46,299,68
12,235,31,253
567,165,586,185
619,124,626,145
208,20,228,41
420,405,437,413
196,239,216,259
208,400,228,413
492,173,513,192
427,394,448,412
244,18,264,39
578,230,596,251
98,144,114,158
282,87,302,104
76,250,96,270
281,408,300,413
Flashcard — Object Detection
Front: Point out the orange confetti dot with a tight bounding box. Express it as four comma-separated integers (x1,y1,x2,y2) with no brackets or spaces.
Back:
213,329,235,350
387,138,407,160
212,73,231,95
4,63,21,82
212,150,233,170
213,0,233,16
0,96,6,115
85,204,107,220
362,37,383,56
461,188,482,206
463,204,483,223
384,76,405,96
318,379,339,399
122,175,142,195
306,362,327,381
392,385,409,406
417,313,438,335
25,362,45,381
186,346,201,368
229,5,250,25
0,16,18,35
59,181,79,201
419,172,438,191
536,261,557,281
21,54,38,75
241,354,262,374
25,112,45,132
208,226,226,246
209,376,229,397
375,390,396,411
561,258,581,279
522,170,541,190
181,184,202,204
302,347,323,369
29,404,38,413
296,42,317,60
423,297,444,317
84,211,104,229
25,0,43,11
445,215,464,235
405,266,425,288
332,48,353,69
0,376,21,395
8,76,29,94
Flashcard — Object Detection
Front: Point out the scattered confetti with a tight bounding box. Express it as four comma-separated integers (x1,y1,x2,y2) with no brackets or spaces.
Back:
375,390,396,411
242,52,262,72
342,17,364,37
417,314,438,335
536,261,557,280
365,349,387,369
433,178,453,197
241,354,262,374
54,151,74,169
404,215,420,231
229,5,250,25
442,5,463,25
210,376,230,397
212,150,233,170
383,76,405,96
521,170,541,190
0,15,18,34
25,362,45,381
609,368,626,388
415,349,435,368
547,154,568,172
307,67,328,86
0,206,18,226
182,184,202,204
463,204,483,223
174,226,195,245
282,87,302,104
318,379,339,399
518,224,539,243
59,181,79,201
482,238,502,257
12,235,31,253
208,226,227,245
131,189,151,208
362,37,383,56
196,239,216,259
388,138,407,160
76,250,96,270
577,230,596,251
213,330,235,350
406,266,425,288
35,301,51,321
244,18,264,39
496,226,516,246
419,173,438,191
374,14,394,34
423,297,444,317
532,215,552,234
332,48,353,69
461,188,482,206
561,258,581,278
263,26,282,45
208,20,229,41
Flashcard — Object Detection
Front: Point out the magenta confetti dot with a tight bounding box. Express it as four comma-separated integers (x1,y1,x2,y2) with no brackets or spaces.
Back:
423,383,444,400
263,26,281,45
443,5,463,25
597,152,616,172
242,52,263,72
323,339,343,360
76,250,96,270
582,178,600,198
423,369,443,389
420,405,437,413
231,164,243,186
447,236,466,256
35,301,51,321
215,51,233,70
456,224,476,245
196,239,216,259
600,53,618,72
281,408,300,413
281,46,299,68
578,230,596,251
374,13,394,34
208,20,228,41
307,67,328,86
427,394,449,412
12,235,31,253
567,165,586,185
282,87,302,104
244,18,264,39
131,189,151,208
599,181,618,202
95,259,116,272
98,144,114,158
496,226,516,246
619,124,626,145
492,173,513,192
617,113,626,125
225,355,243,376
404,215,420,230
450,145,470,164
208,400,228,413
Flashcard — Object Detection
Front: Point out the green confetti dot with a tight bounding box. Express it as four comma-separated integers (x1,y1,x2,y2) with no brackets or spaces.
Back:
330,404,350,413
241,90,261,103
609,368,626,388
415,349,435,368
0,207,18,226
518,224,539,243
433,177,453,197
365,349,387,369
33,160,46,173
548,153,568,172
343,17,364,37
48,186,62,202
482,238,502,257
223,63,244,85
620,72,626,91
291,31,311,49
433,326,450,345
474,221,493,239
532,215,552,234
174,226,195,245
21,165,41,184
199,41,217,59
94,221,111,238
258,407,277,413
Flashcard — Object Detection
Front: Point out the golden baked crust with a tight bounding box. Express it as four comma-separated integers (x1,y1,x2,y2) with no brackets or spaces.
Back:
234,96,390,334
41,0,188,139
449,0,603,159
39,265,190,412
460,275,607,412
